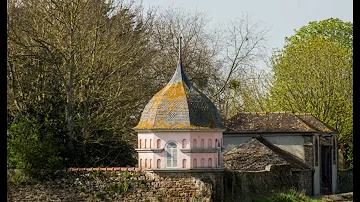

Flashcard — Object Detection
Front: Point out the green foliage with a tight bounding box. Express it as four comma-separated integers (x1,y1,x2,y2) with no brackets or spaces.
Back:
286,18,352,51
8,170,37,185
7,0,143,169
269,19,353,148
245,189,321,202
108,182,123,193
7,104,67,176
123,180,130,193
93,191,105,199
344,144,353,168
123,170,130,179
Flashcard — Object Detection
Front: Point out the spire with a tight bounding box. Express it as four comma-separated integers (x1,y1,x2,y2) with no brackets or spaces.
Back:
134,36,225,131
178,37,182,64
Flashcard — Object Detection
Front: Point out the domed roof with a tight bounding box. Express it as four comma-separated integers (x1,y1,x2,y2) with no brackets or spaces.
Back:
134,62,225,131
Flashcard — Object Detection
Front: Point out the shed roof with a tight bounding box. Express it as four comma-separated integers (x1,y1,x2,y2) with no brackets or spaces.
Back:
225,112,337,133
223,136,312,171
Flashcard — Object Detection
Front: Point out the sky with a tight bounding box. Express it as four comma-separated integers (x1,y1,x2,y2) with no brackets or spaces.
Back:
140,0,353,69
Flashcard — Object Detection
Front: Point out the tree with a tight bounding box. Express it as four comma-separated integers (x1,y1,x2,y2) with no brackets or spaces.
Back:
286,18,353,51
7,0,155,167
269,35,352,146
150,7,222,95
268,18,353,166
212,15,269,118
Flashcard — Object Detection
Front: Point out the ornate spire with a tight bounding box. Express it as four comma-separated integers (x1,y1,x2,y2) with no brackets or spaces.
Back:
133,36,225,131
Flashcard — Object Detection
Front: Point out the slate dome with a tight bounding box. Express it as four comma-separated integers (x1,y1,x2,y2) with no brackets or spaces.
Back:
134,61,225,131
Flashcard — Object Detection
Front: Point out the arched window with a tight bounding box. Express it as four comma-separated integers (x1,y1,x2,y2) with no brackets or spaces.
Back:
193,158,197,168
193,139,197,148
139,139,142,148
145,139,147,148
208,139,212,148
157,139,161,148
208,158,212,167
157,159,161,168
201,158,205,167
215,139,217,147
166,142,177,168
182,159,187,168
182,139,187,148
145,159,148,168
201,139,204,148
150,139,152,149
140,159,142,168
150,159,152,168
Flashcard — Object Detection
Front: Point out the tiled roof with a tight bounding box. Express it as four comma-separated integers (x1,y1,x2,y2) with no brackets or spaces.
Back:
134,62,224,131
225,112,336,133
296,114,337,133
223,136,312,171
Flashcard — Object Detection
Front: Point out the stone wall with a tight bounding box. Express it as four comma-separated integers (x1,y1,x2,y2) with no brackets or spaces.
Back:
338,168,353,193
292,170,313,195
8,168,223,202
8,166,315,201
223,165,313,201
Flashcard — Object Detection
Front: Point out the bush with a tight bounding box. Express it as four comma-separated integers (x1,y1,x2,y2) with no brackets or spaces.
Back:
7,114,66,177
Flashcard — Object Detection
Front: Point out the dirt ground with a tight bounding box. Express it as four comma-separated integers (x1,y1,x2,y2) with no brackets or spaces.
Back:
312,192,353,202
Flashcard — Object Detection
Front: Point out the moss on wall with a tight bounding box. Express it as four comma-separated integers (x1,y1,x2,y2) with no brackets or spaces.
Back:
8,169,222,202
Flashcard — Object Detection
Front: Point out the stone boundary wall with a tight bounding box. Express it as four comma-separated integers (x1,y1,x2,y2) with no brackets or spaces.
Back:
8,168,222,202
223,165,313,201
338,168,353,193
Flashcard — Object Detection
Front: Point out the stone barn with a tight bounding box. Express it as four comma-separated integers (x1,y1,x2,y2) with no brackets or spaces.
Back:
223,112,338,195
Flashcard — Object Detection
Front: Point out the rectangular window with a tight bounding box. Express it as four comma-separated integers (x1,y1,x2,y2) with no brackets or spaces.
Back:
315,136,319,166
333,137,336,165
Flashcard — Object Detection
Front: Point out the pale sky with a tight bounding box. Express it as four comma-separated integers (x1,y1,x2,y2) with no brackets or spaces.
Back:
141,0,353,54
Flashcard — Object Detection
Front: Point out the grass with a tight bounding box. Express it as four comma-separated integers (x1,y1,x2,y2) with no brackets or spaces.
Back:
248,189,322,202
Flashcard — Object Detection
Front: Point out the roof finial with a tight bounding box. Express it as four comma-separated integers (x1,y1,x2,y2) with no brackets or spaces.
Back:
178,37,182,63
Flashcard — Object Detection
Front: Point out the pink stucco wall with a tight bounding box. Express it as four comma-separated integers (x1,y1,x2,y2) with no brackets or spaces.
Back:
137,131,223,169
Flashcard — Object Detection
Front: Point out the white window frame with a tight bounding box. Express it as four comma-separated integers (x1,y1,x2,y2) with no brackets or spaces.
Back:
165,141,178,168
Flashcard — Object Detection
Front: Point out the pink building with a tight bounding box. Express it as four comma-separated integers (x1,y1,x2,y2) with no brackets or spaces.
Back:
133,38,225,170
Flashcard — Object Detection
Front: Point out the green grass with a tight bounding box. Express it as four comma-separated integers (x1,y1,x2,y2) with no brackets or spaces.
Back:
248,189,322,202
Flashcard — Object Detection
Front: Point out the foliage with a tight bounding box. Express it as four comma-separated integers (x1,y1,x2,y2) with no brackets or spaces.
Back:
7,0,149,168
286,18,353,51
248,189,321,202
269,22,352,142
7,0,271,170
123,180,129,193
268,18,353,164
7,98,67,176
108,182,123,193
8,170,38,185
